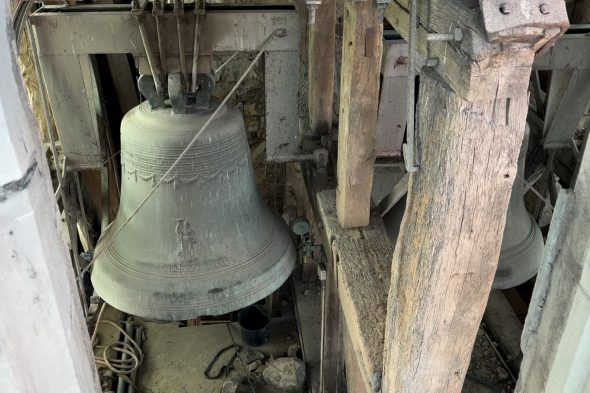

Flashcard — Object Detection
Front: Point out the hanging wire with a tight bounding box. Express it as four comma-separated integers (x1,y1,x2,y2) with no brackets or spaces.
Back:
91,302,145,392
78,29,284,279
517,173,554,210
94,320,144,375
102,150,121,166
214,51,240,74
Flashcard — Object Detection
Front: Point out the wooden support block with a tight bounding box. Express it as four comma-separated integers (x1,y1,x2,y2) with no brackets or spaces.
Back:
318,190,394,392
308,0,337,135
336,0,383,228
381,68,529,393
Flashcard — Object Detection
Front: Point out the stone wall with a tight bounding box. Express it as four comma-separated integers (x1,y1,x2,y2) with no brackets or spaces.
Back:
213,51,285,211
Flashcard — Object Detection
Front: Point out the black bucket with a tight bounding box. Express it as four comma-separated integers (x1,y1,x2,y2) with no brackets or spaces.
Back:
237,305,270,347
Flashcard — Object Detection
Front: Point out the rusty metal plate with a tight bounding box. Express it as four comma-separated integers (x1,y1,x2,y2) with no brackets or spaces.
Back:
478,0,569,43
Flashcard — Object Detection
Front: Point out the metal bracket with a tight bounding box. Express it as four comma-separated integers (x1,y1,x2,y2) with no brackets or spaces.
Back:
168,73,187,114
375,0,392,22
194,73,215,110
478,0,569,46
313,148,329,175
138,75,165,109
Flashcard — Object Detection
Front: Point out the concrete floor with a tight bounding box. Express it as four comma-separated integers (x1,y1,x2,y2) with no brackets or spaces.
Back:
136,316,301,393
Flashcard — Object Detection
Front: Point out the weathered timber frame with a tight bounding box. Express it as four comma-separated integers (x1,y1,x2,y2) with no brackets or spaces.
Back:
308,0,337,135
379,1,569,392
336,0,383,228
29,4,301,167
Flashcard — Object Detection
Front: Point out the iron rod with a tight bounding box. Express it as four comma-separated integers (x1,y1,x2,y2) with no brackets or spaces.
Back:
175,1,188,90
214,51,239,74
136,15,163,94
190,0,201,92
154,12,168,89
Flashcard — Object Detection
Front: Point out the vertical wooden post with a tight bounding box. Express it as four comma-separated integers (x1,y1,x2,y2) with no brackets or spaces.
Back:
0,3,100,391
308,0,337,135
382,69,529,392
380,1,568,391
336,0,383,228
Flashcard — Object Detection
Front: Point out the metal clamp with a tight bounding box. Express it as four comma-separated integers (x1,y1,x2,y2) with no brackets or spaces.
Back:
306,0,321,24
375,0,392,22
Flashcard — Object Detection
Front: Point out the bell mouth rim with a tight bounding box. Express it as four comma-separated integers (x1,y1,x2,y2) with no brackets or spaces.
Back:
91,238,296,321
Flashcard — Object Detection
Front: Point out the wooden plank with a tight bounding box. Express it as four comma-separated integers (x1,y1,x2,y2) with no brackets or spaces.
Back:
318,190,393,392
321,260,345,393
30,9,300,55
39,54,102,169
308,0,337,135
336,0,383,228
381,68,529,393
543,69,590,148
533,34,590,70
343,323,371,393
376,42,408,157
265,51,301,161
293,278,322,393
377,172,409,217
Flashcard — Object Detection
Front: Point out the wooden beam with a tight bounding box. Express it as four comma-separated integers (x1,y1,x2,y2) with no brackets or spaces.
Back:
382,67,529,393
30,8,300,55
318,190,393,392
308,0,337,135
336,0,383,228
380,1,568,390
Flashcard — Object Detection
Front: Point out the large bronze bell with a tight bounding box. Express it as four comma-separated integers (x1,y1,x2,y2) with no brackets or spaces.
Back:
493,129,544,289
91,99,296,320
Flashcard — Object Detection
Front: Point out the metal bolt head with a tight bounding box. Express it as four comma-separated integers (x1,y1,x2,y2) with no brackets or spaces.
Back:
499,3,510,14
453,27,463,42
425,57,439,67
540,3,550,14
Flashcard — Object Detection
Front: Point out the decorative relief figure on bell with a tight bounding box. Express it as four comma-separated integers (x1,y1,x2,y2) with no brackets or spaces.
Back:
175,219,196,263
